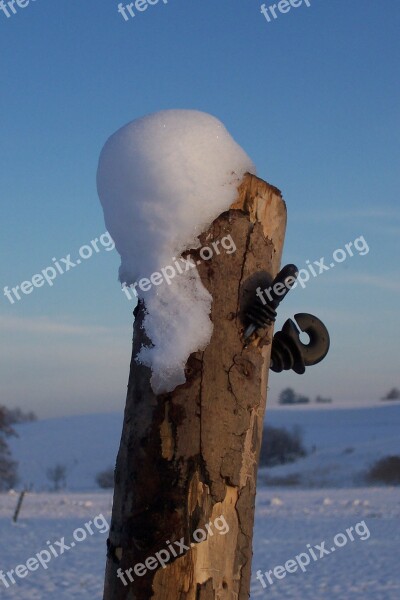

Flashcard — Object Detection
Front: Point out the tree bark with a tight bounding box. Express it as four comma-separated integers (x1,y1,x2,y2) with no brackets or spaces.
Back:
103,172,287,600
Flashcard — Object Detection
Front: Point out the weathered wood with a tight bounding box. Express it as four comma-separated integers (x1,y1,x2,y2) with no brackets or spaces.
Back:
12,490,26,523
103,172,287,600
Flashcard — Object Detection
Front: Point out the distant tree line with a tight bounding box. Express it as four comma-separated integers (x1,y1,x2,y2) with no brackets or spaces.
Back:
278,388,332,405
381,388,400,401
278,386,400,405
2,407,37,425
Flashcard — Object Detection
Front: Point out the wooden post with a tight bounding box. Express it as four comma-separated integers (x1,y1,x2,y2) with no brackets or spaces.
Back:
13,490,26,523
103,172,287,599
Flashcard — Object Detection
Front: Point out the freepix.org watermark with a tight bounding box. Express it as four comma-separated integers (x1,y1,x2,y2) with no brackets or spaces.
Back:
0,0,37,19
256,519,371,589
117,0,168,22
116,514,229,586
0,513,109,589
256,235,370,304
3,232,115,305
260,0,311,23
121,234,237,301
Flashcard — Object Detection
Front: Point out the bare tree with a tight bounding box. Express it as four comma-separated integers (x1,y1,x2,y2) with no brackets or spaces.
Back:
0,406,18,491
96,467,115,489
46,463,67,492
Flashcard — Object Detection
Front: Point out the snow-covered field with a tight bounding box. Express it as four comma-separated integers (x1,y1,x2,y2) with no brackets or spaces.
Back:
0,492,112,599
0,488,399,599
2,403,399,598
251,487,400,599
260,402,400,488
9,402,400,492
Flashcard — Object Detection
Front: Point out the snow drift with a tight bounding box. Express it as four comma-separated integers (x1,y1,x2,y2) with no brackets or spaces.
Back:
97,109,255,393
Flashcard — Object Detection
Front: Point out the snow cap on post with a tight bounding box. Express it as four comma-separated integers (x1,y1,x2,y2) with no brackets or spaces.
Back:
97,109,256,395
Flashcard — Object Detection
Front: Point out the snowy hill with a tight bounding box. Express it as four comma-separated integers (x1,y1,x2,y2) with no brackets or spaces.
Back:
3,405,400,599
9,403,400,491
10,413,123,492
261,402,400,488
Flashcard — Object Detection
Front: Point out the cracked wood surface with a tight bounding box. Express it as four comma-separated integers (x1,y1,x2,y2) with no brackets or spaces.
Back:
103,173,287,600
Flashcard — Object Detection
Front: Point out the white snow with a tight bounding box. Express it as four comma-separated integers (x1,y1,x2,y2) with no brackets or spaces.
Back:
9,414,123,492
0,491,112,599
251,487,400,599
97,110,255,394
259,402,400,488
1,488,399,599
3,404,400,598
10,403,400,492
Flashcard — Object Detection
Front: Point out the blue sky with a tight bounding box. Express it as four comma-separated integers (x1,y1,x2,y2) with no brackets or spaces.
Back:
0,0,399,417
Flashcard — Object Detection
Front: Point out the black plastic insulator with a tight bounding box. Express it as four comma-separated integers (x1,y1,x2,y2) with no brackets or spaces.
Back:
270,313,330,374
243,264,298,339
245,301,277,330
270,321,306,374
